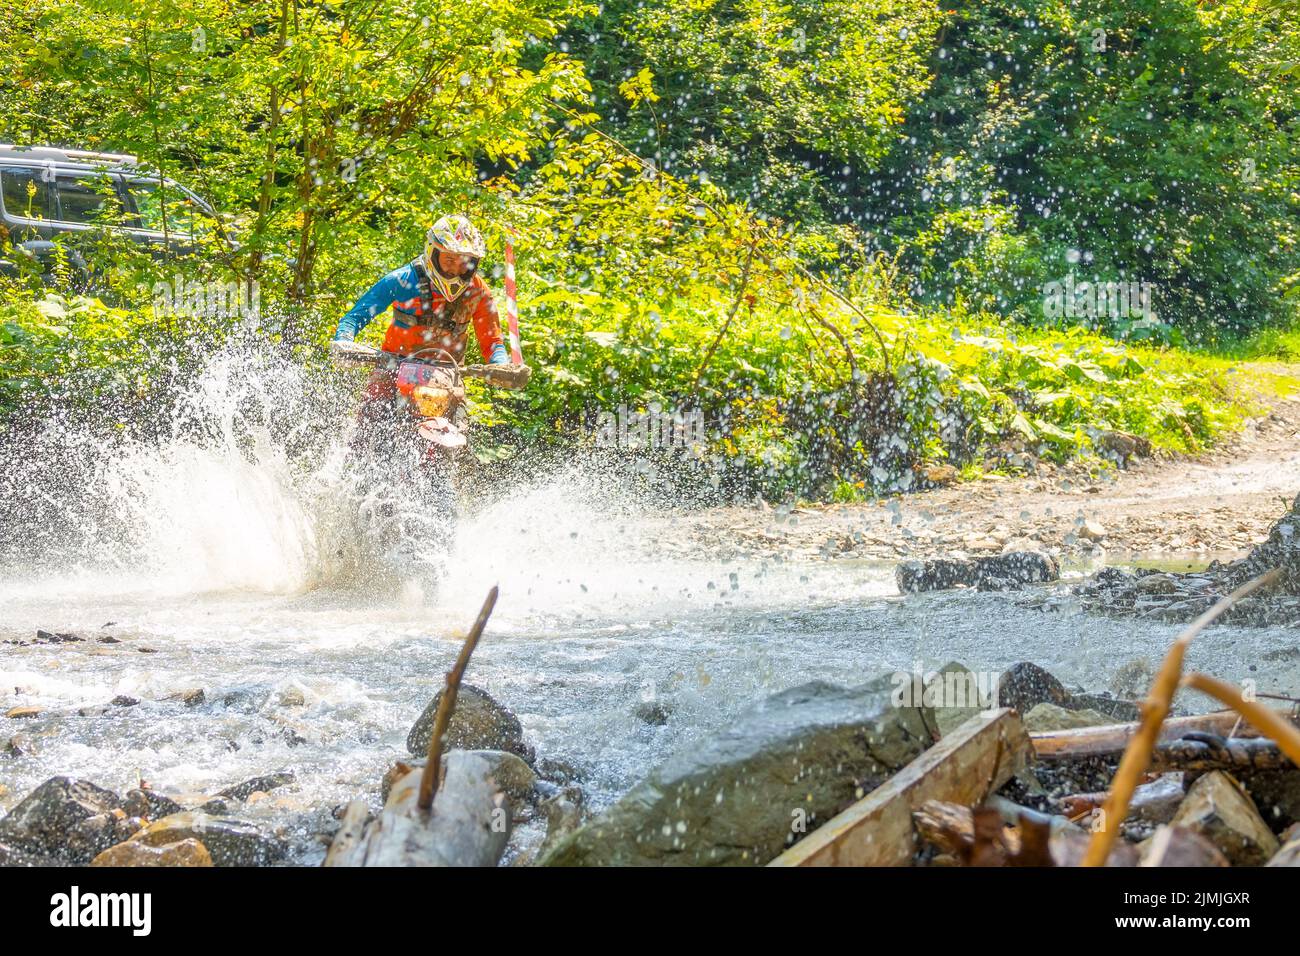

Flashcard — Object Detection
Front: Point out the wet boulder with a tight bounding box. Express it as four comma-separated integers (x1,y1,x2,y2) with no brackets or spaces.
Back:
122,788,184,820
896,551,1059,594
0,776,130,863
539,792,584,854
218,772,295,802
1023,703,1115,732
538,676,937,867
407,683,533,763
896,558,968,593
997,662,1070,714
997,661,1138,723
1170,771,1279,866
0,841,59,866
129,812,288,867
91,838,213,867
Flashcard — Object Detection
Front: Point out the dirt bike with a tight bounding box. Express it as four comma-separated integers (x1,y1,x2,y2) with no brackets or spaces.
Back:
329,339,530,573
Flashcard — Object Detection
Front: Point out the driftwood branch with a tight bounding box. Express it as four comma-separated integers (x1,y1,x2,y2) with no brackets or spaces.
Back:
1081,569,1281,867
419,586,499,811
1031,711,1269,761
1182,672,1300,767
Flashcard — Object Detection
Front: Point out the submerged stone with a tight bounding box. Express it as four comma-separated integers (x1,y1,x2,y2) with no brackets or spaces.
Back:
538,676,937,866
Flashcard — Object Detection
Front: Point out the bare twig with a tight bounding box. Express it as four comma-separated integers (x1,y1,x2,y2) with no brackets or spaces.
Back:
418,586,499,812
1081,568,1280,867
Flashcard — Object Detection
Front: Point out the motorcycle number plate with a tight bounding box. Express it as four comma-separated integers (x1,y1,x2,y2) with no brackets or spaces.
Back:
396,361,437,396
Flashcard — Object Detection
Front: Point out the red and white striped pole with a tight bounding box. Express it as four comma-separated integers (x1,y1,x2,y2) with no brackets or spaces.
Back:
504,233,523,366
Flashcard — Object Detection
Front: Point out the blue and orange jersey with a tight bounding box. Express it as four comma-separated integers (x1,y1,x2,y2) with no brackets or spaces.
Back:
335,260,505,363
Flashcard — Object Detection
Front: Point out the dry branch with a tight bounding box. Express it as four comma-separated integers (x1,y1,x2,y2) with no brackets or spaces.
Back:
1182,672,1300,767
419,586,500,810
1081,569,1281,867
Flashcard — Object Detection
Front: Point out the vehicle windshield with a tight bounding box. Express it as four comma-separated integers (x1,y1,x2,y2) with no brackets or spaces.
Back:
127,179,216,239
54,173,124,226
0,167,50,220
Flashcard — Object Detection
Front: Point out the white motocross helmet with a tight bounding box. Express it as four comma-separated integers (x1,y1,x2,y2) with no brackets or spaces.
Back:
422,214,487,302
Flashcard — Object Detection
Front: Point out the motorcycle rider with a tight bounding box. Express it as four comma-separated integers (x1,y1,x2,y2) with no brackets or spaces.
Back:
332,213,510,366
332,214,510,444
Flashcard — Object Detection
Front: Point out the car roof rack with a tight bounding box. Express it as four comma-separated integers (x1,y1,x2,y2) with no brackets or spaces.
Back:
0,144,139,166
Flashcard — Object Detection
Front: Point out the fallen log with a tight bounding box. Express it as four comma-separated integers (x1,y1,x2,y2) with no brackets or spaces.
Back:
1039,727,1293,772
325,587,511,867
768,708,1031,867
1181,672,1300,767
323,800,369,867
1032,712,1273,762
329,752,511,867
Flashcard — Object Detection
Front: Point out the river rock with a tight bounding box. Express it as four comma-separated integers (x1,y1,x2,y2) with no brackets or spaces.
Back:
406,683,533,763
1047,828,1139,867
535,756,584,785
467,750,536,803
1139,825,1230,867
1128,774,1186,824
5,706,41,720
1170,771,1279,866
1023,703,1115,732
1267,832,1300,867
91,838,214,867
633,701,671,726
122,788,184,820
997,662,1070,714
538,676,937,866
926,662,990,735
162,688,206,708
35,629,84,644
896,551,1059,594
3,733,33,757
539,792,584,853
218,772,295,802
0,841,59,866
129,812,287,866
1077,519,1106,542
0,776,126,863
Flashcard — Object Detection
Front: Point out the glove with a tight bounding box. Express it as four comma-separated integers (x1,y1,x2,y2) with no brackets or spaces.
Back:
489,343,509,365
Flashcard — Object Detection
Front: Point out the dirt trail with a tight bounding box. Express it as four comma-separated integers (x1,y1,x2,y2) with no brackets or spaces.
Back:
670,370,1300,565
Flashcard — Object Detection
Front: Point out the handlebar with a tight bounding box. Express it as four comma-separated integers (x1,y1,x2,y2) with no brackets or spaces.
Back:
329,340,531,390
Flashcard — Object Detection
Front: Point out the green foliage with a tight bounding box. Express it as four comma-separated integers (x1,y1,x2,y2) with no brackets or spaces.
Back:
0,293,168,417
0,0,1292,501
560,0,945,229
874,0,1300,341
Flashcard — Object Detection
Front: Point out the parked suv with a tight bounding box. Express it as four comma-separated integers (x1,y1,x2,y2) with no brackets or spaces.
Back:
0,144,221,278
